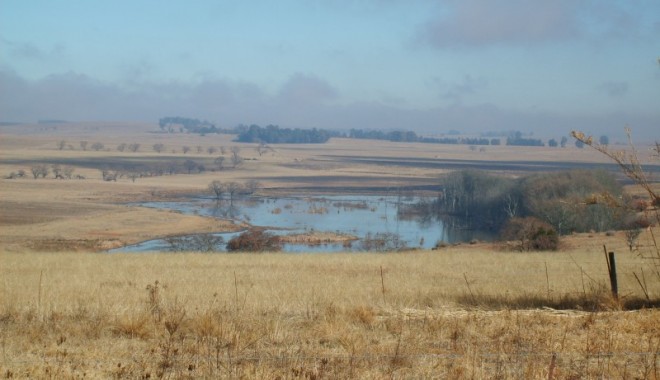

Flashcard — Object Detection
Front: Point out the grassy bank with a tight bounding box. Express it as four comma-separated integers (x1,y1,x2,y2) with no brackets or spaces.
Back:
1,249,658,378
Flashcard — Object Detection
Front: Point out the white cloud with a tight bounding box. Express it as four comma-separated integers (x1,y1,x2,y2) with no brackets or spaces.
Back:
417,0,581,48
415,0,660,49
433,75,488,103
277,73,339,104
0,69,656,140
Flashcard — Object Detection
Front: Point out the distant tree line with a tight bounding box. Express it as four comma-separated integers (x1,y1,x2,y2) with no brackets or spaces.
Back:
505,131,544,147
6,165,82,180
235,124,337,144
156,117,610,150
347,128,565,147
158,117,222,135
348,128,496,145
98,160,207,182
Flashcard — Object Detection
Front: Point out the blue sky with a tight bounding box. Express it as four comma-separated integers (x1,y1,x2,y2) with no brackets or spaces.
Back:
1,0,658,140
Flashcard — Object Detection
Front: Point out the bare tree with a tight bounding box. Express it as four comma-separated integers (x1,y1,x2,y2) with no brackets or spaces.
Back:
207,146,218,155
6,170,26,179
256,142,272,156
226,182,243,204
101,169,119,181
127,172,140,183
196,145,203,154
90,142,104,151
128,143,140,152
62,167,74,179
165,161,179,175
182,146,191,154
117,143,127,152
183,159,198,174
503,194,519,218
214,156,225,171
153,143,165,153
52,165,64,179
31,165,49,179
80,141,88,151
57,140,67,150
230,147,243,168
208,180,224,200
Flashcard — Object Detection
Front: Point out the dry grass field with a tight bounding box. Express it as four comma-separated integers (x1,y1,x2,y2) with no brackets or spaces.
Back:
1,247,659,379
1,122,659,378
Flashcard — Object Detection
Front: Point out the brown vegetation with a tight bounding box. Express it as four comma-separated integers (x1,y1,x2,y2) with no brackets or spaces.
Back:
1,249,659,378
226,229,282,252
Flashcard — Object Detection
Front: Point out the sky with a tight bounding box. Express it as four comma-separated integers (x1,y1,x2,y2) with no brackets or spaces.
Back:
1,0,659,140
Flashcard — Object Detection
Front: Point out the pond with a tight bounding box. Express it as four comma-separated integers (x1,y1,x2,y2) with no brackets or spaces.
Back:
109,194,495,253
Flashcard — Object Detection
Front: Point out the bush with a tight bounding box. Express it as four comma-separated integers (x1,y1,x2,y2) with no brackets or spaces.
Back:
165,234,224,252
501,217,559,251
226,230,281,252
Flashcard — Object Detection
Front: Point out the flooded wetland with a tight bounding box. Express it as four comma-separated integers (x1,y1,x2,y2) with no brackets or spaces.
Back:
114,193,495,252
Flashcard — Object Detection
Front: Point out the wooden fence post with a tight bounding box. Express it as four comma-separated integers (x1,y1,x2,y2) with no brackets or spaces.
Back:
607,251,618,300
603,245,619,299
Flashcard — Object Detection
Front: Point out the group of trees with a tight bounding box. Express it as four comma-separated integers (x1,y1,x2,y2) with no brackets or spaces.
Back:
6,165,79,180
505,131,544,147
347,128,595,148
348,128,498,145
155,117,615,151
98,153,241,182
154,116,615,153
58,140,141,153
235,124,336,144
158,117,220,134
98,159,214,182
425,168,636,247
59,140,250,162
208,180,260,203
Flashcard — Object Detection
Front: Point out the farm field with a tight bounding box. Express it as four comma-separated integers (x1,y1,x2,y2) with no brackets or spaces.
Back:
1,122,659,378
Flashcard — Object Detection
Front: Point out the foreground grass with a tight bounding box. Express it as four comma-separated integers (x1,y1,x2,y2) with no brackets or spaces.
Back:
1,250,659,379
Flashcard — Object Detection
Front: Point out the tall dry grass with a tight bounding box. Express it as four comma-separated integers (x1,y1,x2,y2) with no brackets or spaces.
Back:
1,249,658,378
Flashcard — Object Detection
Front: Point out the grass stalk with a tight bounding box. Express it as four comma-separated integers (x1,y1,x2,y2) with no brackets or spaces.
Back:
463,272,475,304
380,265,386,304
37,269,43,317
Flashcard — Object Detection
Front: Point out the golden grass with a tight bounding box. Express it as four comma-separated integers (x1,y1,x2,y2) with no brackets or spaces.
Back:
1,249,658,378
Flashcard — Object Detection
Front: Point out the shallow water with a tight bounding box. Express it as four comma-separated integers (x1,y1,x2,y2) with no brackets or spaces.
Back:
110,194,494,253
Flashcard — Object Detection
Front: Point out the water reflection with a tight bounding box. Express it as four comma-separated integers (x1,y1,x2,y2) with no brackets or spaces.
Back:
112,194,496,253
210,200,242,220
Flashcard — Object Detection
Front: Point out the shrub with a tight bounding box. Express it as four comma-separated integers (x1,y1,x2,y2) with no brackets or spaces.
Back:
226,229,281,252
501,217,559,251
630,198,648,212
359,232,406,251
165,234,224,252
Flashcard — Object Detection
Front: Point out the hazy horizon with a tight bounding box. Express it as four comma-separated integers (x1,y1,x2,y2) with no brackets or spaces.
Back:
1,1,658,141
